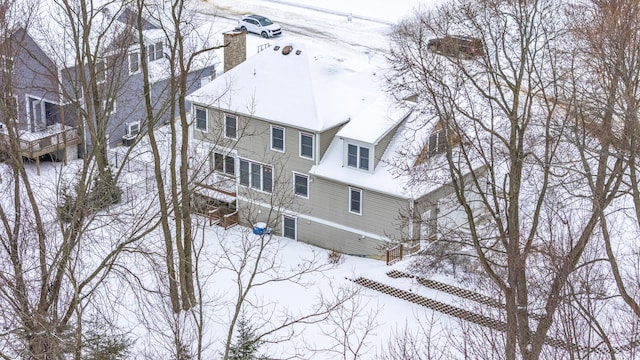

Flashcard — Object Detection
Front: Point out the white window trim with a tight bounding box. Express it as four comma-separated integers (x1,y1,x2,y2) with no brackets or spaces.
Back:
349,187,362,215
345,142,373,172
282,215,297,240
126,121,140,137
293,172,309,199
147,41,164,62
147,43,156,62
27,94,57,129
238,158,273,194
271,125,285,152
428,130,447,156
299,132,314,160
128,52,140,74
194,106,208,132
224,113,238,139
213,151,236,176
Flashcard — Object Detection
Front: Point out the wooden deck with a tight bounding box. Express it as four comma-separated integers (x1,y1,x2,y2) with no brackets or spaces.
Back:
0,127,80,175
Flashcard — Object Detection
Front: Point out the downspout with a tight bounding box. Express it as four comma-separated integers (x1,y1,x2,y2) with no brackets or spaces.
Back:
315,132,319,165
408,197,415,242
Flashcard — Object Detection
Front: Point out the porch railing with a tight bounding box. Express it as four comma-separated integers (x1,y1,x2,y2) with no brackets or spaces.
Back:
386,242,421,265
0,127,80,158
205,207,238,229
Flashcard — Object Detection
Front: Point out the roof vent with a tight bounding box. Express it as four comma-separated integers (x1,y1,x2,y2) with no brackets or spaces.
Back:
282,45,293,55
273,45,280,51
295,50,302,55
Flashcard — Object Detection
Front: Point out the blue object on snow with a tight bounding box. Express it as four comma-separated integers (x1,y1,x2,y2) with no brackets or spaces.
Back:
253,222,270,235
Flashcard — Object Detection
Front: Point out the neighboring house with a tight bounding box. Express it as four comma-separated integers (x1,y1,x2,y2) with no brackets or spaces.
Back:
187,39,484,258
0,27,81,174
0,2,218,173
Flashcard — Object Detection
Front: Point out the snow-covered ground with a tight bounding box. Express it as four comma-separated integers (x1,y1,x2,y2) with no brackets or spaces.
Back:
10,0,634,358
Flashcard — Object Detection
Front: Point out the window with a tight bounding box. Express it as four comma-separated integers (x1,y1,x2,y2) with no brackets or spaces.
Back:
428,130,447,156
147,42,164,62
126,121,140,137
283,215,296,240
95,59,106,83
239,159,272,193
29,96,57,129
195,107,207,131
349,187,362,215
214,152,235,176
300,132,313,159
225,113,237,139
271,126,284,151
347,144,371,171
293,173,308,198
129,52,140,74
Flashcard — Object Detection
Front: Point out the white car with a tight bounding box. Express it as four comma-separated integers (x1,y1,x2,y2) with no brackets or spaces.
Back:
238,15,282,38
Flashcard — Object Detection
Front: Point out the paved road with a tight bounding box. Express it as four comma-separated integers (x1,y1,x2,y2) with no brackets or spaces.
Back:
197,0,394,55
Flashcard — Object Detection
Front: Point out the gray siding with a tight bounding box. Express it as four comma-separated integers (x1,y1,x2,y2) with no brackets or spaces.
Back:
101,59,215,149
1,29,61,132
318,124,342,160
235,199,390,258
305,176,406,237
195,108,408,257
374,122,400,167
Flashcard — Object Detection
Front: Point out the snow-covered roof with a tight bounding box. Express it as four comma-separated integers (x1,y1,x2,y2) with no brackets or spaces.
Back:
25,0,125,69
21,0,219,77
311,112,443,199
187,40,386,132
188,40,444,199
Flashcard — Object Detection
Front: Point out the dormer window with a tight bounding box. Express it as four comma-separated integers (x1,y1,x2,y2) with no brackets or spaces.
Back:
346,143,371,171
428,130,447,156
414,124,454,166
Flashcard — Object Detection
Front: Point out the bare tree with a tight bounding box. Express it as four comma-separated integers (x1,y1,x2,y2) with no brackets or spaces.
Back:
0,1,164,358
568,0,640,320
387,1,629,358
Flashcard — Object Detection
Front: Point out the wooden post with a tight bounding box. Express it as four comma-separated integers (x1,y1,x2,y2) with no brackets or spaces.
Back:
36,157,40,176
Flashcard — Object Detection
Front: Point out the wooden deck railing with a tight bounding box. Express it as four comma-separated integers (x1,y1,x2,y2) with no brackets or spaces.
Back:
386,244,403,265
386,242,421,265
0,128,80,158
205,207,238,229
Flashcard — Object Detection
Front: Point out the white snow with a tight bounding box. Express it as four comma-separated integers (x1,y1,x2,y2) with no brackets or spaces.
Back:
0,0,539,359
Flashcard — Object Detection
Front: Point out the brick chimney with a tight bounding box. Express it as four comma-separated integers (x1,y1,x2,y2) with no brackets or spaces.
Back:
223,30,246,73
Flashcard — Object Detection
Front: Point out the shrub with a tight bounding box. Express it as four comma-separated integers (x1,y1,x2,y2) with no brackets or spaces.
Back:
89,167,122,210
328,249,344,265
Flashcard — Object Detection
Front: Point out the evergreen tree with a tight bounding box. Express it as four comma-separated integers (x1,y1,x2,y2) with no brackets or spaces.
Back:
228,312,264,360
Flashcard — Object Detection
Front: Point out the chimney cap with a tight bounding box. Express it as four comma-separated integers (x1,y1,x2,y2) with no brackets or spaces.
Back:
223,29,246,36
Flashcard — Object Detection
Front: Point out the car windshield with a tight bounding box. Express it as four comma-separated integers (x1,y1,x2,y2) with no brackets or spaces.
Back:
258,18,273,26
